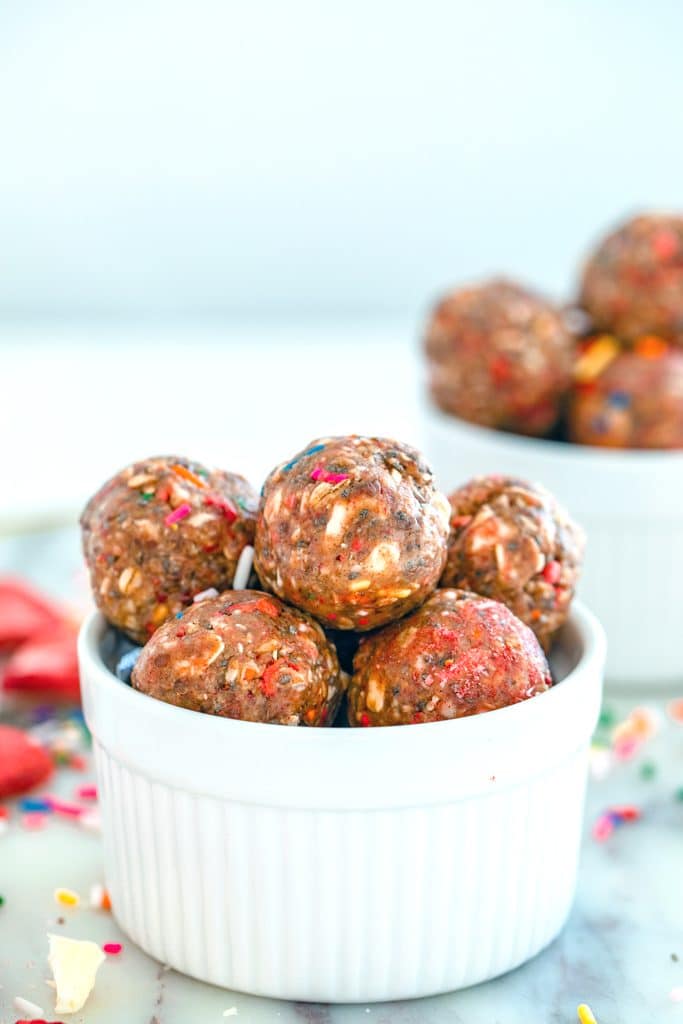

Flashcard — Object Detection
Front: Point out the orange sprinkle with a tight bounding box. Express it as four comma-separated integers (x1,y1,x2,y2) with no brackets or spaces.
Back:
668,698,683,723
635,335,668,359
574,336,620,382
172,463,206,488
101,889,112,912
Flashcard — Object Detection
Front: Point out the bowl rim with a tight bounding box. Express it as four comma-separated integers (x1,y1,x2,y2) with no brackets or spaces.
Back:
424,398,683,468
80,602,604,740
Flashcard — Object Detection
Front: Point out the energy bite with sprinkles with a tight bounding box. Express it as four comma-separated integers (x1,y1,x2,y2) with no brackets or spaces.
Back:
348,588,552,727
441,475,584,650
254,436,451,631
579,213,683,344
569,337,683,449
131,590,343,725
424,278,574,436
81,455,258,643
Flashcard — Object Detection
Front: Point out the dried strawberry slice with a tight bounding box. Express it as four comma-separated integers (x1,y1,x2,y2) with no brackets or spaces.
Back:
3,626,80,699
0,577,65,651
0,724,54,798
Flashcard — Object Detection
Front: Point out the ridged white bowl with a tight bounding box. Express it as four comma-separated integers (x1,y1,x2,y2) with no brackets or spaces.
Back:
79,604,605,1003
423,403,683,689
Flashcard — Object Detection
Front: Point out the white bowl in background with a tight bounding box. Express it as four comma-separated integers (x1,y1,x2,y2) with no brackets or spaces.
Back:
423,402,683,689
79,604,605,1003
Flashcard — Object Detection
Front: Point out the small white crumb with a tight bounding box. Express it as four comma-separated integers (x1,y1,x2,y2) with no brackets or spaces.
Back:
223,1009,238,1018
14,995,45,1017
232,545,254,590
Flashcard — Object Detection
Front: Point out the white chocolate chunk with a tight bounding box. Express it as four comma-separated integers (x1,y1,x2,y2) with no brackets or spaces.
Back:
325,502,347,537
48,933,106,1014
366,541,400,574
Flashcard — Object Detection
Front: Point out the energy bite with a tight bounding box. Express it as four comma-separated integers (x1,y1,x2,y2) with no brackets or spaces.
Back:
569,337,683,449
254,436,451,630
81,455,258,643
579,213,683,344
348,589,552,727
132,590,343,725
424,278,574,436
441,475,584,650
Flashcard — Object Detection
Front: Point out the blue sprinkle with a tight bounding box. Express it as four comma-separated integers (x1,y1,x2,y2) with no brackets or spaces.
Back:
608,390,630,409
175,611,184,619
115,646,143,684
19,798,52,813
282,443,326,473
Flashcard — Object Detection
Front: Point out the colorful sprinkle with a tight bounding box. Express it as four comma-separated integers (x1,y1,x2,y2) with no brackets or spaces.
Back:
54,887,80,908
193,587,219,603
19,798,52,813
171,463,206,488
13,996,46,1018
204,493,238,523
102,942,122,955
574,336,619,382
667,698,683,723
164,503,192,526
310,466,350,485
46,796,84,818
542,560,562,585
75,785,98,801
577,1004,598,1024
639,760,656,780
635,334,669,359
21,812,48,830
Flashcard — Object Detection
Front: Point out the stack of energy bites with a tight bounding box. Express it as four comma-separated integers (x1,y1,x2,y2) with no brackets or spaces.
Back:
424,212,683,449
81,438,584,728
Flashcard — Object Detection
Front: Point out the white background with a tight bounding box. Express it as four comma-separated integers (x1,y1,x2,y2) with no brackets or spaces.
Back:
1,1,682,521
1,1,682,318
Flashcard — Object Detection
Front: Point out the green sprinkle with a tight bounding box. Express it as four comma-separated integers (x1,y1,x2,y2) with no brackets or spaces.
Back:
141,492,154,502
0,895,4,907
640,761,656,780
674,787,683,802
598,707,616,729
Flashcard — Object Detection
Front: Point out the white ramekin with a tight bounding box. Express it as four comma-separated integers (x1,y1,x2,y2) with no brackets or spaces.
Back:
79,604,604,1003
422,402,683,689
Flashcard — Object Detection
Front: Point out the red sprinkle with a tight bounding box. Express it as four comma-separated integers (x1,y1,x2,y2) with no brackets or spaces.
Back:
542,560,562,585
360,713,371,727
164,503,192,526
103,942,123,955
76,785,98,801
310,466,350,485
204,493,238,523
45,796,83,818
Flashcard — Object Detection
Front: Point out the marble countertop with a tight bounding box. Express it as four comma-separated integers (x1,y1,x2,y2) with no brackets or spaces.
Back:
1,529,683,1024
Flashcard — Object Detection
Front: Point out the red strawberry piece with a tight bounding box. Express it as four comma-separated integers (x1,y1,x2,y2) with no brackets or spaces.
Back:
0,578,65,652
0,724,53,798
3,626,80,699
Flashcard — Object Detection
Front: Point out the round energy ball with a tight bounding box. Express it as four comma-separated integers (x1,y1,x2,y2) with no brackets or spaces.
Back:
424,278,574,436
81,455,258,643
579,213,683,344
569,336,683,449
254,436,451,631
441,475,584,651
132,590,343,725
348,588,552,727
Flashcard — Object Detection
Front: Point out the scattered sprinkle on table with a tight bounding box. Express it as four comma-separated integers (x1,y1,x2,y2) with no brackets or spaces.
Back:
223,1010,238,1018
54,887,80,908
13,994,45,1017
103,942,122,955
75,784,98,801
577,1004,598,1024
639,760,656,780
